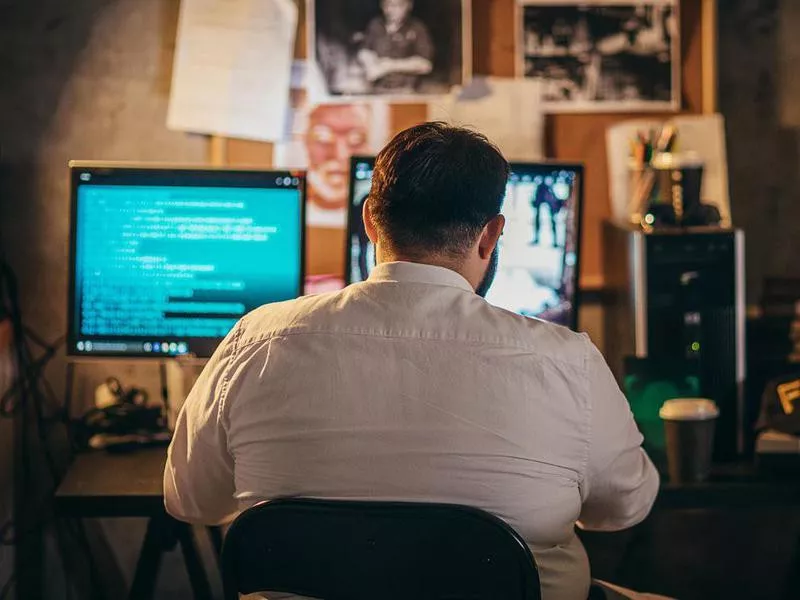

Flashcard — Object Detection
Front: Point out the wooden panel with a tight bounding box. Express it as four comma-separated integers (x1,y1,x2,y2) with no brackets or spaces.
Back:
219,0,707,288
226,138,273,166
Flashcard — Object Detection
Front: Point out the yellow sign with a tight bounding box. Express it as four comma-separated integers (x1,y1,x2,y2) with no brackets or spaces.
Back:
776,379,800,415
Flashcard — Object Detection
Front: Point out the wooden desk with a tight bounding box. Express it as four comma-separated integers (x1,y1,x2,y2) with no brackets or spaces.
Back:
656,462,800,510
55,448,220,600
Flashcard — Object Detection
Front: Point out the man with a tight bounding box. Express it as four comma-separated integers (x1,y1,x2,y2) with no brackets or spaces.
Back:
304,104,371,217
165,123,659,600
531,176,564,247
358,0,434,94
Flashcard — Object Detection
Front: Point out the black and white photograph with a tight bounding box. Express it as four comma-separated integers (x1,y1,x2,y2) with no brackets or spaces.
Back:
517,1,680,111
308,0,471,99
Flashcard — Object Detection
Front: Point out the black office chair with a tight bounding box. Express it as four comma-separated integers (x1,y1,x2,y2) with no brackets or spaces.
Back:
222,498,541,600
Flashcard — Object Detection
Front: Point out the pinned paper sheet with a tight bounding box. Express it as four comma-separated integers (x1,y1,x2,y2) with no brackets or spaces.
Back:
428,78,544,161
167,0,298,142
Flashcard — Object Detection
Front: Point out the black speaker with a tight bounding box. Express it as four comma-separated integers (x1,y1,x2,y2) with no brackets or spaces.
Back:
603,221,746,460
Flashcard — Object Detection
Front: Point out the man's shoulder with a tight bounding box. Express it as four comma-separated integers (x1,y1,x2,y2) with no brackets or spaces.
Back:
230,286,591,368
235,290,350,346
476,302,590,366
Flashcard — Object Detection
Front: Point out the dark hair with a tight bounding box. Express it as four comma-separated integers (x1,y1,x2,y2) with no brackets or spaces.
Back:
368,122,510,258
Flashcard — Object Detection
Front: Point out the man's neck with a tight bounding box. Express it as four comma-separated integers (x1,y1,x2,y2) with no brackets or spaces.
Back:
377,254,476,291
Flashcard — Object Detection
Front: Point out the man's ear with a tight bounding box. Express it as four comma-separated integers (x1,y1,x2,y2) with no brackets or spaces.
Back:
363,197,379,244
477,214,505,260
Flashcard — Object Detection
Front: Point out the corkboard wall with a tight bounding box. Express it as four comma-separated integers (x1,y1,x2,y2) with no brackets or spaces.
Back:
222,0,707,289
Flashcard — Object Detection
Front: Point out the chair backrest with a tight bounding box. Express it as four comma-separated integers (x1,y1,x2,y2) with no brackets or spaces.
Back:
222,498,541,600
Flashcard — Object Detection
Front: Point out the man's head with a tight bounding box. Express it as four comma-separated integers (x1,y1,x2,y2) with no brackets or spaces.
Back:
381,0,412,26
306,105,371,211
364,122,509,295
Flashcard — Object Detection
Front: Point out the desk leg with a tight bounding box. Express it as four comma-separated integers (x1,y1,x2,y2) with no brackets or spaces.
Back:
175,523,214,600
129,516,166,600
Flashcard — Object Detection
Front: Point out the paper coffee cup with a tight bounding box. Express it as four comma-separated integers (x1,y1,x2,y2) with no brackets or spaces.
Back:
659,398,719,483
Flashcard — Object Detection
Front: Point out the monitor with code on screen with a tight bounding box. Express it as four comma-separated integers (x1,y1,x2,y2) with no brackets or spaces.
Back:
346,156,583,330
67,163,306,359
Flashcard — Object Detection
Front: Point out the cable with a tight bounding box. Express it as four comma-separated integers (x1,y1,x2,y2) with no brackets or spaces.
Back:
0,257,77,599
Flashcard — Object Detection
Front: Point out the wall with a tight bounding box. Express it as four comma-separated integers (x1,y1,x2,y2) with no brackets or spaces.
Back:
718,0,800,301
0,0,211,597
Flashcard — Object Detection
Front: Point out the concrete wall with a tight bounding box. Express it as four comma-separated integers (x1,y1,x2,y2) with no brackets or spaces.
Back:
719,0,800,302
0,0,209,596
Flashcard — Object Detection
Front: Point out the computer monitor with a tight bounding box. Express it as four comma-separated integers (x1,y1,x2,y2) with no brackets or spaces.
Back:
68,162,306,359
345,157,583,329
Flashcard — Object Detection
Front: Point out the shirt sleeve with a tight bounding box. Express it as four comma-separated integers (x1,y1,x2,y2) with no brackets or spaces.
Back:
163,323,242,525
577,340,659,531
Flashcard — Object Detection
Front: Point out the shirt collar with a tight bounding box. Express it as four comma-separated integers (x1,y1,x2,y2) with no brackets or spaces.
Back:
367,262,474,293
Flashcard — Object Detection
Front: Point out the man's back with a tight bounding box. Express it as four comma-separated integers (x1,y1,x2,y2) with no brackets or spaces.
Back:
165,262,659,600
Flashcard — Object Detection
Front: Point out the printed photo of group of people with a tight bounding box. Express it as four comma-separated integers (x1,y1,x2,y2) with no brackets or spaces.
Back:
518,2,679,110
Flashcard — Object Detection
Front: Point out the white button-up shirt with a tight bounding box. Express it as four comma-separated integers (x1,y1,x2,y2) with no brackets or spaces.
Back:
165,262,659,600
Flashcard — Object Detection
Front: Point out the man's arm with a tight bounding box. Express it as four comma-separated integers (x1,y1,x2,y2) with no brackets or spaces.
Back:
380,21,434,76
163,324,241,525
359,20,434,82
577,341,659,531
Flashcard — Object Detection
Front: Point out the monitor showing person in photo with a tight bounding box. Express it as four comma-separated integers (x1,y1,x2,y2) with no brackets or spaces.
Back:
358,0,434,94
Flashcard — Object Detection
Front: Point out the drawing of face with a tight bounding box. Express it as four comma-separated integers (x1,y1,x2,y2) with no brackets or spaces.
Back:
305,105,371,211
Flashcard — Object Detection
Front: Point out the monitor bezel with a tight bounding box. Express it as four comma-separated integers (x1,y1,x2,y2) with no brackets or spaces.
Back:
344,156,376,286
343,157,585,331
67,161,307,359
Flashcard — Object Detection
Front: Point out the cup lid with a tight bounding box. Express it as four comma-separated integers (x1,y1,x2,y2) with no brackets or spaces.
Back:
659,398,719,421
651,151,705,169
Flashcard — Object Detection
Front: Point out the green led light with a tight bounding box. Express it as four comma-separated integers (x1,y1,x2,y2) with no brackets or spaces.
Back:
691,341,700,352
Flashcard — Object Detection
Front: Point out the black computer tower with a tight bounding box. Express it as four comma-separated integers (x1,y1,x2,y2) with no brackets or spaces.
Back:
603,222,746,459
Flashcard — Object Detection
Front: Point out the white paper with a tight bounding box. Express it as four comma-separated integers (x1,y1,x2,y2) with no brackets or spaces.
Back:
167,0,297,142
273,61,390,229
670,114,732,227
606,118,663,223
428,77,545,162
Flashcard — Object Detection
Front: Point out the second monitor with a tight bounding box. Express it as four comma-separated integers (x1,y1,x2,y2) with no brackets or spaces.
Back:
346,157,583,329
